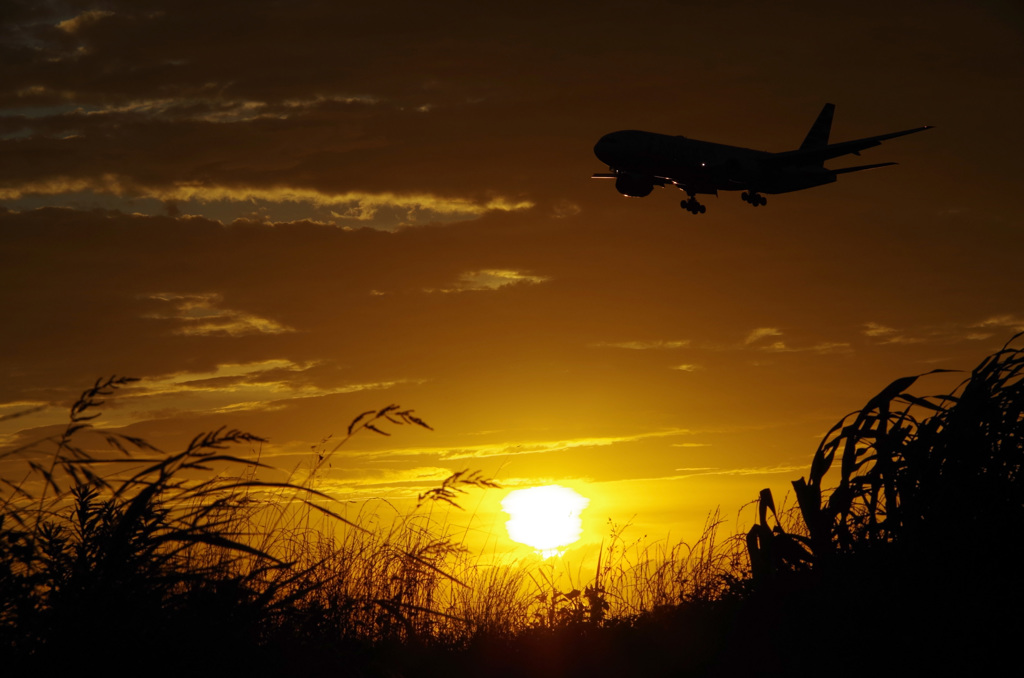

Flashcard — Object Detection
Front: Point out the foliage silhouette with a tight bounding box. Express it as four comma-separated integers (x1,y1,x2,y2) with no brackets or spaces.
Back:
0,380,488,671
749,333,1024,577
742,333,1024,675
4,335,1024,675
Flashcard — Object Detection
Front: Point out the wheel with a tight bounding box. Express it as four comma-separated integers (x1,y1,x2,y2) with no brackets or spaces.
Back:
699,204,706,214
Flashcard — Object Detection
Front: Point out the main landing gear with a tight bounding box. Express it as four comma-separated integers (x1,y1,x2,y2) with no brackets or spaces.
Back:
741,191,767,207
681,196,706,214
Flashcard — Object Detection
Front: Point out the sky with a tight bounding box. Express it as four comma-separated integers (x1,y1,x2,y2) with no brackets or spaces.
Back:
2,0,1023,556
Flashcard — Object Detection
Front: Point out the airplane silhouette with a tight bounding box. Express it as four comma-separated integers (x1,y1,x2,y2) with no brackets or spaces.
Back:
592,103,932,214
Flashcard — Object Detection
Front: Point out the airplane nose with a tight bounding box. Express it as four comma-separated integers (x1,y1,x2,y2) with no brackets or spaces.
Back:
594,134,617,164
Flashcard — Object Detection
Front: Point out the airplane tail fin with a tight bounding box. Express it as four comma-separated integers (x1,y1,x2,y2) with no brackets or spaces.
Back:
800,103,835,151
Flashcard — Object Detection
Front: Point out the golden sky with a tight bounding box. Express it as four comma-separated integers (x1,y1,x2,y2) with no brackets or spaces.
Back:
2,0,1023,554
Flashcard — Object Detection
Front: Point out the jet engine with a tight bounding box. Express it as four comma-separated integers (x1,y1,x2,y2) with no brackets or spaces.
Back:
614,175,653,198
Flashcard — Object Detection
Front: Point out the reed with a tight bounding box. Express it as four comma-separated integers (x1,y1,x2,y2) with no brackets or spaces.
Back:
8,334,1021,674
0,372,743,670
738,334,1024,675
748,332,1024,582
0,378,500,667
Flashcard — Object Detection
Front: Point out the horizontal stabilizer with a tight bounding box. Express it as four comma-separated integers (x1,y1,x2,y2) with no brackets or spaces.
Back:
774,124,933,165
832,161,898,175
867,125,934,142
591,173,618,179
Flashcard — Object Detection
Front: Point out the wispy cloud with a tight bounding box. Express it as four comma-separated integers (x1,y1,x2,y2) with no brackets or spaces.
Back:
593,464,808,486
0,176,533,222
144,292,294,336
312,466,458,495
431,269,549,293
742,328,849,354
670,464,806,477
760,341,852,354
133,361,401,399
744,328,782,345
862,317,1024,346
861,322,922,345
101,360,408,422
863,322,897,338
363,428,693,461
57,10,115,35
591,340,690,350
551,200,582,218
975,314,1024,333
73,95,383,124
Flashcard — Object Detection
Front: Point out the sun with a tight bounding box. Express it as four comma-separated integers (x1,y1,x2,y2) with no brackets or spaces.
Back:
501,485,589,558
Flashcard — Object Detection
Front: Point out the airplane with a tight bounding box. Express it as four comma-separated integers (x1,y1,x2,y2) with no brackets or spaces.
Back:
592,103,932,214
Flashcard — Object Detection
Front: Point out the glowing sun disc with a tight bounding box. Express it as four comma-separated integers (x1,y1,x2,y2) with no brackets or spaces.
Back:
501,485,589,556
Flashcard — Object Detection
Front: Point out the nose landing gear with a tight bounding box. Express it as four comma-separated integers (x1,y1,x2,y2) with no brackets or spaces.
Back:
681,196,706,214
741,191,767,207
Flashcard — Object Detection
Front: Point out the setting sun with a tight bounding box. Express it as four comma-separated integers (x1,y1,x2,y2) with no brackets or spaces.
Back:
501,485,590,558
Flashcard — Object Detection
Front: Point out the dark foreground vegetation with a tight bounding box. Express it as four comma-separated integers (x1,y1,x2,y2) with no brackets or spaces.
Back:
3,337,1024,676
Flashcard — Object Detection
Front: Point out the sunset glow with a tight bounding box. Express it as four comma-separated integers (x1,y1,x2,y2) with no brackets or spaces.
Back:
1,4,1019,674
0,1,1020,560
502,485,590,558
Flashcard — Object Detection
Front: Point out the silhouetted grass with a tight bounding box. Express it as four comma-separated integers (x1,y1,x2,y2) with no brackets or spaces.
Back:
4,335,1024,675
0,378,477,670
0,375,746,674
749,333,1024,573
740,333,1024,675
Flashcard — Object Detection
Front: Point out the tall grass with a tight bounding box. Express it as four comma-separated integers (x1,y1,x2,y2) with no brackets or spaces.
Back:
8,335,1021,674
0,378,323,664
748,332,1024,581
588,510,746,618
0,377,494,667
738,334,1024,675
0,375,745,671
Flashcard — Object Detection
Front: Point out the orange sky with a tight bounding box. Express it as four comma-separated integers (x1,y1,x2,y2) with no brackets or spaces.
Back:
2,0,1023,555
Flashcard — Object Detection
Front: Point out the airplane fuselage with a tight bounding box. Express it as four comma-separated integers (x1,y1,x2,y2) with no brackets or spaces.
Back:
594,130,835,196
592,104,931,214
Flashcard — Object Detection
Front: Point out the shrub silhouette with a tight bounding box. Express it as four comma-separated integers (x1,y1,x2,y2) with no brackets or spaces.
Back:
749,333,1024,572
743,334,1024,674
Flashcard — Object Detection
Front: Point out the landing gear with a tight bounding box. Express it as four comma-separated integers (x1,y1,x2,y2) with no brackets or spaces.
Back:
741,191,767,207
681,196,706,215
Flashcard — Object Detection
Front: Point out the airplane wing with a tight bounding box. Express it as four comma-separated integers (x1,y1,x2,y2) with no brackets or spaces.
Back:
773,125,933,165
